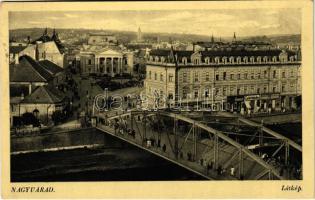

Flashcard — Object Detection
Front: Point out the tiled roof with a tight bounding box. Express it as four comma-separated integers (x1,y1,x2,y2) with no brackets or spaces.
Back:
38,60,64,75
10,56,54,83
22,56,54,81
9,46,27,54
21,85,65,104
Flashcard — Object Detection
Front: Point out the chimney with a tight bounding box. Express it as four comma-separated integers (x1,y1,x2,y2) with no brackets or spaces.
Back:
14,54,19,64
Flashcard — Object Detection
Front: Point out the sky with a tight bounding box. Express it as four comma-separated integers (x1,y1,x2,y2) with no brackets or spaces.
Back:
9,9,301,37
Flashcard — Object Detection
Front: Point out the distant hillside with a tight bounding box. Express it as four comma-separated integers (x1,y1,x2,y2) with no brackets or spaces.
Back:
9,28,300,45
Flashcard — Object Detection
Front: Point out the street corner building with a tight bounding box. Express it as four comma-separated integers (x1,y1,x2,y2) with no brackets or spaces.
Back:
144,38,301,114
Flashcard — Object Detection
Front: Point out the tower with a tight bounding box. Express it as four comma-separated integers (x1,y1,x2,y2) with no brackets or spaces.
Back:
233,32,236,42
137,27,142,41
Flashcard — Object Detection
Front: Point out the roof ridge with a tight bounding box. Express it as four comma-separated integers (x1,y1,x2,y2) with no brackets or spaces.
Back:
21,56,48,82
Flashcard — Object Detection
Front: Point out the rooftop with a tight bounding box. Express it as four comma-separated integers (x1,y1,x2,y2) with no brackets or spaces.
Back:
10,55,54,83
21,85,65,104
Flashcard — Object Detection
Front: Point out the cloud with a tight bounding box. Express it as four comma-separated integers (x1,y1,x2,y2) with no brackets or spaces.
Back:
64,13,78,18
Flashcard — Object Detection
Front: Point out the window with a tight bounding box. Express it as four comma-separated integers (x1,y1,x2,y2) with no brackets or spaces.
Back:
273,70,277,78
244,73,248,79
216,74,219,81
230,87,234,95
273,86,276,93
223,87,227,96
183,72,187,82
169,74,173,82
194,72,199,82
223,72,227,80
251,73,254,79
205,89,209,98
282,85,286,92
282,71,286,78
237,74,241,80
230,74,234,80
263,86,267,93
183,89,187,99
88,59,92,65
149,71,152,79
237,88,240,95
194,90,199,98
290,70,294,77
257,88,260,94
244,86,247,94
182,57,187,65
168,93,173,100
160,73,163,81
154,73,157,80
205,72,210,81
264,70,267,78
251,85,255,93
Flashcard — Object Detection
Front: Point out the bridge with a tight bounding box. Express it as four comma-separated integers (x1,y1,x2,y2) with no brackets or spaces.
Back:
93,110,302,180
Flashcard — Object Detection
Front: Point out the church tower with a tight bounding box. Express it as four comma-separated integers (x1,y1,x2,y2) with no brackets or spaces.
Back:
211,34,214,43
233,32,236,42
137,27,142,41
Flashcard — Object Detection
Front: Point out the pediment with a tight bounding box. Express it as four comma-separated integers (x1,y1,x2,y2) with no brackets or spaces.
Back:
98,49,122,56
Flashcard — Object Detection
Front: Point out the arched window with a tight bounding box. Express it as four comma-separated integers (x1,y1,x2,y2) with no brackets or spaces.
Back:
161,56,165,63
205,57,210,64
243,56,248,63
215,57,220,64
289,56,295,62
182,57,187,65
257,56,261,63
222,57,228,64
250,56,255,63
263,56,268,63
229,56,234,63
272,56,277,62
236,56,242,63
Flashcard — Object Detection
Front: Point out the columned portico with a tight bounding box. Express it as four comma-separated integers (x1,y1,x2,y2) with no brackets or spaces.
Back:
96,49,124,77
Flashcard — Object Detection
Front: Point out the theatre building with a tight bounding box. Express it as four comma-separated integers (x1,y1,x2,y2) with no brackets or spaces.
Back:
144,48,301,113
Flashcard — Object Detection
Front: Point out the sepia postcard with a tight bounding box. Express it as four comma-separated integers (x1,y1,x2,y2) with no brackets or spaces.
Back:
0,1,314,199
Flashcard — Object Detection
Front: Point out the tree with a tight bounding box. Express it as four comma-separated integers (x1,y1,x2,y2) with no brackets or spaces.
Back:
51,110,65,125
21,112,40,126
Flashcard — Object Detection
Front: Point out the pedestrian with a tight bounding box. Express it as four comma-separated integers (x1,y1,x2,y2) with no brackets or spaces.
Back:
200,158,204,166
162,144,166,152
230,166,235,176
217,165,222,175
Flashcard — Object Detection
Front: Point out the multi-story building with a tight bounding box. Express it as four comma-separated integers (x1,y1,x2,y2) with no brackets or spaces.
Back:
88,33,117,46
10,28,66,68
144,48,301,113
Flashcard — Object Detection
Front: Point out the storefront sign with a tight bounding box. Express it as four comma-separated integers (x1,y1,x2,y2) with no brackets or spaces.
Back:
245,95,260,101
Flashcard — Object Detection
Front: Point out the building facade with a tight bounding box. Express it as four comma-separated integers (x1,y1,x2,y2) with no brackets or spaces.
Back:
88,33,117,46
144,49,301,113
79,48,134,76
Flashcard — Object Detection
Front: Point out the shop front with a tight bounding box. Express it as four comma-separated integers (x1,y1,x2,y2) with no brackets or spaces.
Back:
227,93,281,114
